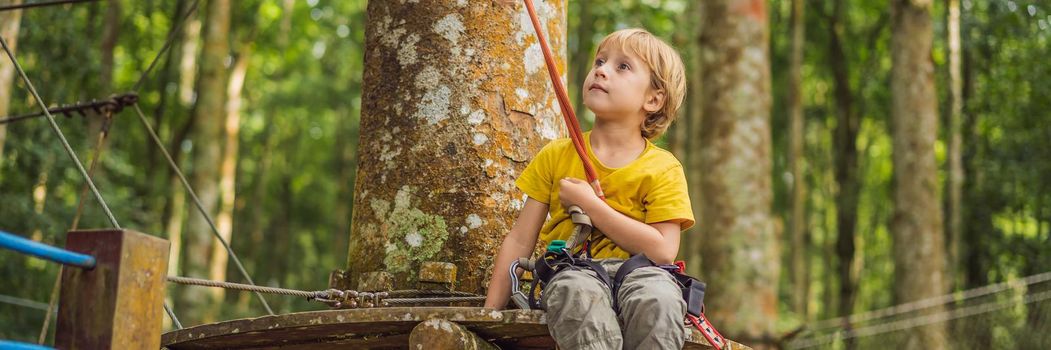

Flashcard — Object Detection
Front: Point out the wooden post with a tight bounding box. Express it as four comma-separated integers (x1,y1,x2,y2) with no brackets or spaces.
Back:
55,229,170,349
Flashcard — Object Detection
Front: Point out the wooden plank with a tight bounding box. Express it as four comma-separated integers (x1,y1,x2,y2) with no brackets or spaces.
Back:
55,229,169,349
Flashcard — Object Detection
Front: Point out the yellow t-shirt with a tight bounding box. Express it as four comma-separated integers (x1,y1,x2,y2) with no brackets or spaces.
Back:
515,131,695,259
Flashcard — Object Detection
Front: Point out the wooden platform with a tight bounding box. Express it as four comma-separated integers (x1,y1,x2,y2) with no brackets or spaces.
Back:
161,307,749,349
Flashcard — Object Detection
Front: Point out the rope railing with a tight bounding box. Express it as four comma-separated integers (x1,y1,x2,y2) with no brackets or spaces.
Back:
806,270,1051,331
788,289,1051,349
165,275,487,309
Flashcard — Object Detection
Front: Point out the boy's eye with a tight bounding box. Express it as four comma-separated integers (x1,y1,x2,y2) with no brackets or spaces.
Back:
594,58,605,66
618,63,631,70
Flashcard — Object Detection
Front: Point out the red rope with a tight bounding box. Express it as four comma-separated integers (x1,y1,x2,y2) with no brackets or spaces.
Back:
522,0,605,200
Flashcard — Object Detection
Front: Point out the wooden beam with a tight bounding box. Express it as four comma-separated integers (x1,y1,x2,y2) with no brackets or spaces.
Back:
55,229,169,349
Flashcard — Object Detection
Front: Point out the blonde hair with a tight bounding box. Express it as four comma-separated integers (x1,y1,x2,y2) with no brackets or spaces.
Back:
595,28,686,140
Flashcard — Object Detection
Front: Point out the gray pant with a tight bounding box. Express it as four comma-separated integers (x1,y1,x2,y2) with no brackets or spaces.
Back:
541,259,687,350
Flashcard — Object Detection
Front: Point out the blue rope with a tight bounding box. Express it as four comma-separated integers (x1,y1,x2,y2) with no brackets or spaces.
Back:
0,231,95,269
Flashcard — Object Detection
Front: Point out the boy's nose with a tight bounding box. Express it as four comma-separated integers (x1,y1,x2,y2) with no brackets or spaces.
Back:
593,66,608,79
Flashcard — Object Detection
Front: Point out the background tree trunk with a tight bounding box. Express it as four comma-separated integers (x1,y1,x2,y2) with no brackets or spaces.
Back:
570,0,592,125
206,45,250,317
787,0,808,320
347,0,566,294
891,0,948,348
179,12,202,107
697,0,779,346
98,0,119,93
183,0,230,324
945,0,963,291
827,0,861,333
88,0,120,141
682,0,705,267
163,0,199,312
0,0,22,164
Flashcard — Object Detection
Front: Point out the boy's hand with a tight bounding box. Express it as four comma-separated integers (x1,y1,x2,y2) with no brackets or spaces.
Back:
559,177,601,209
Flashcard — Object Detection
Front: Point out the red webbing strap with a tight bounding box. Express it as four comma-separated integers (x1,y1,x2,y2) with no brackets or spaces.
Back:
522,0,605,199
688,313,729,350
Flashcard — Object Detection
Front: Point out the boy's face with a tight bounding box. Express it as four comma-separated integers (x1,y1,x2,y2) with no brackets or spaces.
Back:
582,47,662,122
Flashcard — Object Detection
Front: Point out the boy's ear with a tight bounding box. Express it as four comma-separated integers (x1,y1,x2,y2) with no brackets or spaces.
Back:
644,89,666,114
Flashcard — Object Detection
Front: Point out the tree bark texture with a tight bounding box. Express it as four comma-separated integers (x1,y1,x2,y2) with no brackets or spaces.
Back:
891,0,948,348
0,0,22,163
697,0,779,345
183,0,230,323
347,0,566,295
787,0,808,319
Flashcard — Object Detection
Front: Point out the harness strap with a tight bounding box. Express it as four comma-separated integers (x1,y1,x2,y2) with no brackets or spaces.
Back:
611,253,657,312
529,250,615,309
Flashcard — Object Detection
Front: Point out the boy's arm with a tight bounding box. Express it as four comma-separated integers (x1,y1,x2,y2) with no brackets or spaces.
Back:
559,178,683,264
484,197,548,309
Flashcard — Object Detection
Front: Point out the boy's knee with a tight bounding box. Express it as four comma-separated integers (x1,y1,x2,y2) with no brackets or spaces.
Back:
543,270,612,310
618,267,685,312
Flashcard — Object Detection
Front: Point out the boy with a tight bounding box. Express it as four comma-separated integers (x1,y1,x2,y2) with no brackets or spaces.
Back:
484,28,693,350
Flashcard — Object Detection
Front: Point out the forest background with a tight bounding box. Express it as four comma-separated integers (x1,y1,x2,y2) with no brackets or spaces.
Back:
0,0,1048,348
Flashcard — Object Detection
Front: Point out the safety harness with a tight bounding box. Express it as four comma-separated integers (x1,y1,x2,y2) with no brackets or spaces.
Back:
508,206,728,349
515,1,729,348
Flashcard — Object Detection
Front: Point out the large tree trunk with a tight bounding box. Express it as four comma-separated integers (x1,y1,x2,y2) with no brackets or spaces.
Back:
207,46,250,315
346,0,566,294
0,0,22,163
787,0,808,320
697,1,779,347
827,0,860,333
890,0,948,348
945,0,963,291
183,0,230,324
